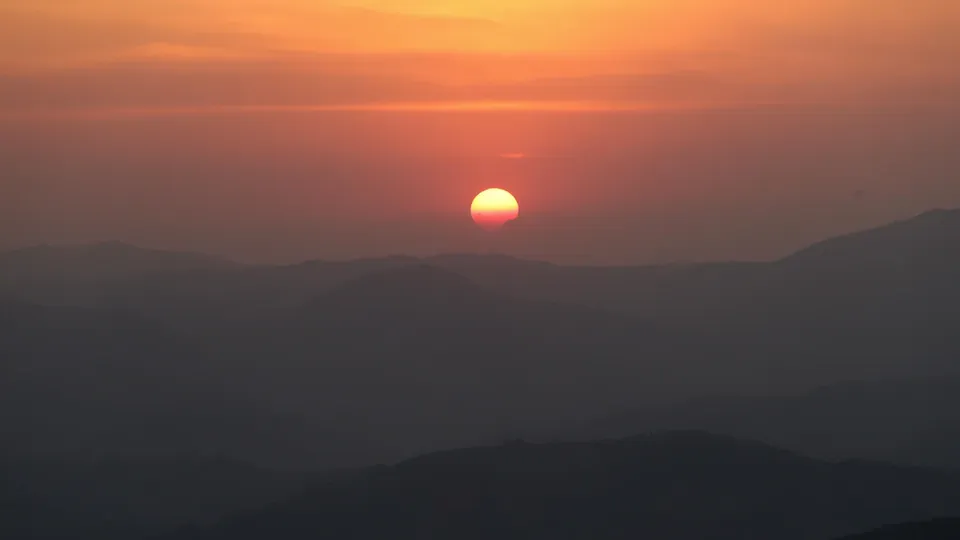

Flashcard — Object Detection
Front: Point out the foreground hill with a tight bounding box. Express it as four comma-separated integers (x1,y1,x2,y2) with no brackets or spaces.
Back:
837,518,960,539
171,432,960,540
0,456,307,540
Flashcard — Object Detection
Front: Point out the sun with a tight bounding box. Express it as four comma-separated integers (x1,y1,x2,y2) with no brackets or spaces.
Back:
471,188,519,231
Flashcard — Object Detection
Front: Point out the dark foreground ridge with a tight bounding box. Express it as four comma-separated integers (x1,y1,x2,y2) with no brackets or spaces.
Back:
168,432,960,540
836,518,960,539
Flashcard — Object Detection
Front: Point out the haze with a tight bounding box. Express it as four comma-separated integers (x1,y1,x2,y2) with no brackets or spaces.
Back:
2,0,959,263
5,3,960,539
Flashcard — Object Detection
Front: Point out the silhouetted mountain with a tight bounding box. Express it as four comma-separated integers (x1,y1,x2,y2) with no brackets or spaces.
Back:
582,378,960,469
438,209,960,313
305,263,493,317
168,432,960,540
0,266,721,468
0,456,307,540
5,210,956,363
837,518,960,539
784,209,960,268
4,209,960,469
0,299,330,465
764,209,960,365
437,210,960,386
225,265,722,463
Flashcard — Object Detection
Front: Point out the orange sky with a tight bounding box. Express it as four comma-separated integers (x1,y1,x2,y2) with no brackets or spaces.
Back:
1,1,959,264
2,0,958,111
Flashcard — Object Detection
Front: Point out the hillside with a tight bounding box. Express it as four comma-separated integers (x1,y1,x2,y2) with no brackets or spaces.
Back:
2,210,960,468
0,456,307,540
583,378,960,469
0,266,719,468
837,518,960,539
220,264,721,462
170,432,960,540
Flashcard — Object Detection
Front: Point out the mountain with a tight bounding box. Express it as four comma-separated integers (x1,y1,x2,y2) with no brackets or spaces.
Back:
0,456,308,540
4,209,960,468
784,208,960,269
222,265,723,463
437,208,960,316
837,518,960,539
436,210,960,386
0,266,721,469
5,209,957,316
168,432,960,540
0,299,331,466
5,209,957,351
765,209,960,358
581,378,960,469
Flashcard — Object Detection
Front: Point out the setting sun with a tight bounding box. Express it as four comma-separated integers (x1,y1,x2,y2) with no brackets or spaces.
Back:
471,188,519,231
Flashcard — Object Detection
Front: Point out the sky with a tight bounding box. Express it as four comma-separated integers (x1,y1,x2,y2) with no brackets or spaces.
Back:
1,0,959,264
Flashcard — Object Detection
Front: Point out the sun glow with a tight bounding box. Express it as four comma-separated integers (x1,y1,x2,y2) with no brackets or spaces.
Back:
471,188,519,231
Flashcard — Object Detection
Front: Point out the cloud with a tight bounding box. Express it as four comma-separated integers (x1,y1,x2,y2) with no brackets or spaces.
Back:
0,0,957,112
2,53,955,114
0,1,506,68
5,0,959,64
0,5,274,68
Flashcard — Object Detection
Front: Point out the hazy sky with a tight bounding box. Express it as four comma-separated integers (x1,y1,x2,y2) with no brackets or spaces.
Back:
1,0,958,263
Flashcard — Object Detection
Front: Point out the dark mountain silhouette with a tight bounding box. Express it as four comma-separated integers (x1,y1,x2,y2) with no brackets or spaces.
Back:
0,265,720,468
837,518,960,539
437,209,960,386
2,209,951,314
581,378,960,469
223,265,722,463
0,456,307,540
167,432,960,540
3,208,955,380
783,208,960,268
4,211,960,539
3,210,960,469
440,208,960,314
0,299,335,466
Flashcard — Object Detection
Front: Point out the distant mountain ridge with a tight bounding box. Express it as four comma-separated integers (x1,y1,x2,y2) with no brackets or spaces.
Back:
3,207,956,282
3,208,960,469
0,241,239,279
784,208,960,266
5,211,960,539
2,208,958,320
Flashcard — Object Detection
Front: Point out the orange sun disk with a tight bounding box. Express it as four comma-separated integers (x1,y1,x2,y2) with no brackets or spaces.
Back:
471,188,519,231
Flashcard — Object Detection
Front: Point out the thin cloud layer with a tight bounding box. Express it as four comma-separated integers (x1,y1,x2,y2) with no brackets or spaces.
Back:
0,0,957,112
